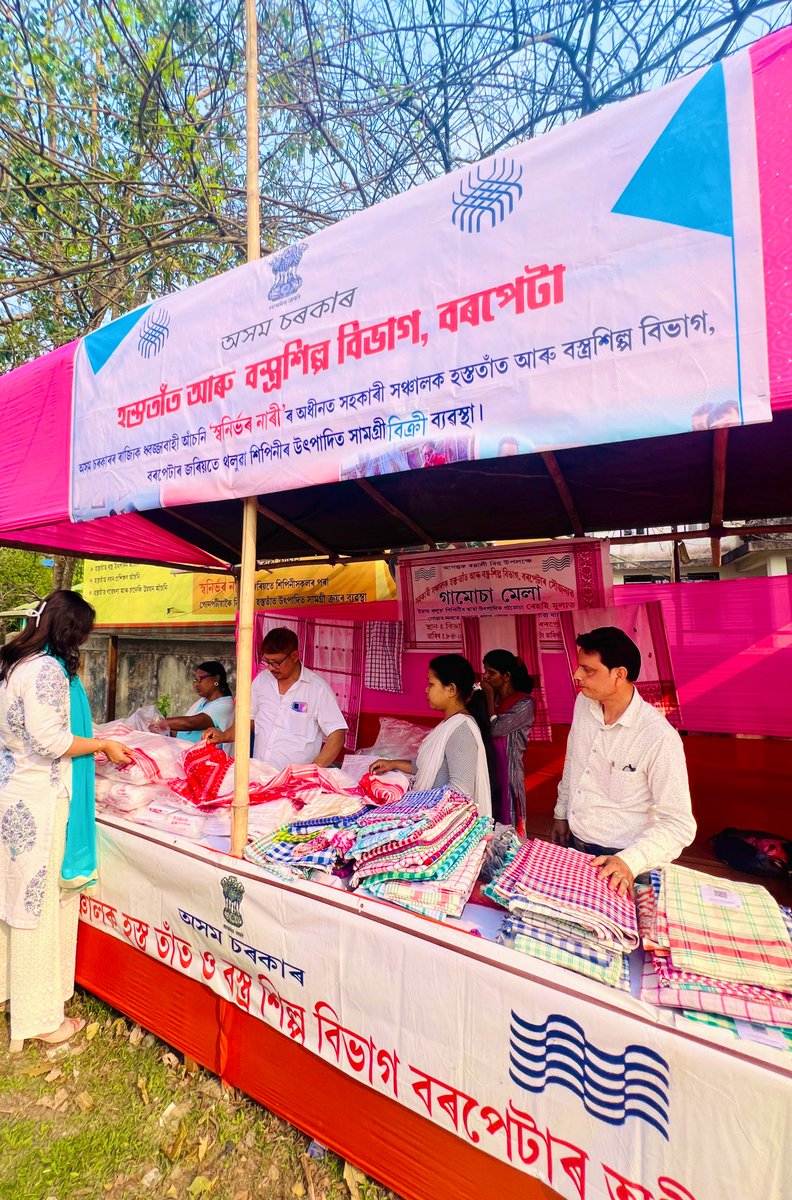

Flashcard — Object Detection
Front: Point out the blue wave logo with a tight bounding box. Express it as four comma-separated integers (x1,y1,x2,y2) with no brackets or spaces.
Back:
451,158,524,233
509,1012,670,1139
541,554,572,572
414,567,437,582
137,308,170,359
268,243,307,301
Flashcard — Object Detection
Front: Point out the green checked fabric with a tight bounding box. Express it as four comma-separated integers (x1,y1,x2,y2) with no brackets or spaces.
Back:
679,1009,792,1050
359,838,489,920
500,931,629,991
664,865,792,990
356,819,490,888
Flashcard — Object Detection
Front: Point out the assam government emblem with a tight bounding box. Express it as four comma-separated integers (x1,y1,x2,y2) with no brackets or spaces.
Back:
220,875,245,928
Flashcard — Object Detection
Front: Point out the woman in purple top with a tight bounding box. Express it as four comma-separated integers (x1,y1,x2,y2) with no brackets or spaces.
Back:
481,650,535,835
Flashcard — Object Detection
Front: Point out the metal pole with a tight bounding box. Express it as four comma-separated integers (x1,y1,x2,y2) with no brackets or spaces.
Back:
231,0,261,857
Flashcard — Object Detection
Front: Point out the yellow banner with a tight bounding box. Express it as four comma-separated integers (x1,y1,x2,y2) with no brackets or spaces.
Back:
84,559,395,625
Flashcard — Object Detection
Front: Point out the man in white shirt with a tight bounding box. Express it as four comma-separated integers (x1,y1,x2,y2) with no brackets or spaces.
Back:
205,627,347,771
551,626,695,895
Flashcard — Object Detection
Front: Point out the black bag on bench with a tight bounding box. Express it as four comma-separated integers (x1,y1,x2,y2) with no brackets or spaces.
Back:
711,827,792,879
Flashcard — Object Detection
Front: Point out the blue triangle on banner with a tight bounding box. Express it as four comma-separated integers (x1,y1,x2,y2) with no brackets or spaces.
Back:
83,305,152,375
612,63,733,238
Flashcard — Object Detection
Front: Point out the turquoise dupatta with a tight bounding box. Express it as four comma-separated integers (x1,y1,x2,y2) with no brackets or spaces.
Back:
54,657,97,892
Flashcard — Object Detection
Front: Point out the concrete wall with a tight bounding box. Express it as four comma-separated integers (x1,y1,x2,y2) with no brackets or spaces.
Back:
81,631,237,723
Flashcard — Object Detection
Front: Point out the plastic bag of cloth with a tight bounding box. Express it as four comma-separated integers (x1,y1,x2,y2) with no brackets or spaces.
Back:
94,777,176,814
126,799,208,840
94,731,186,786
358,715,429,761
94,704,162,739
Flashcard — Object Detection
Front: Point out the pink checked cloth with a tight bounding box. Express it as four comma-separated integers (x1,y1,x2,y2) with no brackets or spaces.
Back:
641,957,792,1026
496,840,639,950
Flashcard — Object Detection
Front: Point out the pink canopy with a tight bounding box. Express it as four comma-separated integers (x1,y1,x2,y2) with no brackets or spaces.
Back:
0,340,229,568
0,25,789,567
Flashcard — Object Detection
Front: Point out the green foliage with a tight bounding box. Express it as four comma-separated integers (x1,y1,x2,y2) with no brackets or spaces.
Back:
156,693,172,716
1,0,789,369
0,549,52,615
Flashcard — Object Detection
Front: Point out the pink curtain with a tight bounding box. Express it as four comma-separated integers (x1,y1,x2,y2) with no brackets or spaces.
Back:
462,615,552,741
559,602,682,728
251,611,364,750
615,578,792,737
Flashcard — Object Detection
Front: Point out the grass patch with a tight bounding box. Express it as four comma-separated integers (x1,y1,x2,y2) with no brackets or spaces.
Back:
0,988,402,1200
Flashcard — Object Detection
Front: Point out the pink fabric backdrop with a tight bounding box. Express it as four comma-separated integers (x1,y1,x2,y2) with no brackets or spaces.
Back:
0,340,75,529
751,25,792,410
251,610,365,750
559,602,682,728
368,578,792,740
614,578,792,737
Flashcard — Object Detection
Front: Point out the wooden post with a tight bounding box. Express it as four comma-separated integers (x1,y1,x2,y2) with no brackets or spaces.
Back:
671,528,681,583
106,634,119,722
230,0,261,858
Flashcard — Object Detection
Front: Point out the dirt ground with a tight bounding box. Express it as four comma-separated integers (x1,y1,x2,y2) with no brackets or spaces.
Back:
0,987,403,1200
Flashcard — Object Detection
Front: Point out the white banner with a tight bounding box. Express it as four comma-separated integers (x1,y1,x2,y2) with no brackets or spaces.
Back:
399,541,613,649
80,817,791,1200
70,52,768,520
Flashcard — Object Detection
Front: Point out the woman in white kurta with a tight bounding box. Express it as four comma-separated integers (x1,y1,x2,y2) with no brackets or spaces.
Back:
0,591,131,1050
370,654,492,817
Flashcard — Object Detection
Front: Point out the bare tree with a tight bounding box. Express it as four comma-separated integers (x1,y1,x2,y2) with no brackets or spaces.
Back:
1,0,790,367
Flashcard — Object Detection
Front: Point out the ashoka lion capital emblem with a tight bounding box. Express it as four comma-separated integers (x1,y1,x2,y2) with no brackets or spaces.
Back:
268,243,306,301
221,874,245,928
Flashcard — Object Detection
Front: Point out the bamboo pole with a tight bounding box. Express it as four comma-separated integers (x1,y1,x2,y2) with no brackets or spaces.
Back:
230,0,261,857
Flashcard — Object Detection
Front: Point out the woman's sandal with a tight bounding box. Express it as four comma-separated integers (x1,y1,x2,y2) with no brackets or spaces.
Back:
9,1015,85,1053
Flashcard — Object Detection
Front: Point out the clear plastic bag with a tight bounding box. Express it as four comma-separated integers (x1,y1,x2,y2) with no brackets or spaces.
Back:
360,716,428,760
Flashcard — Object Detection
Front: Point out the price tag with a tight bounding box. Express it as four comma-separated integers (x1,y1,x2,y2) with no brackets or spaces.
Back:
734,1019,787,1050
700,884,743,910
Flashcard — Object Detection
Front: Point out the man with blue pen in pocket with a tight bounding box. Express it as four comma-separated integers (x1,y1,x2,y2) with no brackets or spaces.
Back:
551,626,696,896
204,627,347,769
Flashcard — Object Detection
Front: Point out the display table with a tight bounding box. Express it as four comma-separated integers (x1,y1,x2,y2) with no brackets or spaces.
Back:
76,815,792,1200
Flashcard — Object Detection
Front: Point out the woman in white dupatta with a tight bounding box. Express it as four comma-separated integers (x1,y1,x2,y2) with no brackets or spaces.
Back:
371,655,491,817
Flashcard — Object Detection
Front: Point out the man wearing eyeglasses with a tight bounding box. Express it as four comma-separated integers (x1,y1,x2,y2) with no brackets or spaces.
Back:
204,627,347,770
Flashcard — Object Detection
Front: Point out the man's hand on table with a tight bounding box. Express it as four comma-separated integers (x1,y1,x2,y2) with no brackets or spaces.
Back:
593,854,635,896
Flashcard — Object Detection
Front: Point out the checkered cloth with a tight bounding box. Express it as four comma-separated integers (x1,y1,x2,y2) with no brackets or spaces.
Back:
490,840,639,950
663,864,792,989
499,921,630,991
635,872,670,953
353,801,476,873
245,830,338,871
640,956,792,1025
358,836,490,920
356,788,451,826
288,810,366,833
353,819,491,888
678,1009,792,1048
364,622,404,692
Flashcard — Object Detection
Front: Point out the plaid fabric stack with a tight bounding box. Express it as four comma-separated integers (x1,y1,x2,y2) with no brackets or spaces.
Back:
244,809,368,878
637,867,792,1037
350,788,493,920
488,840,639,992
